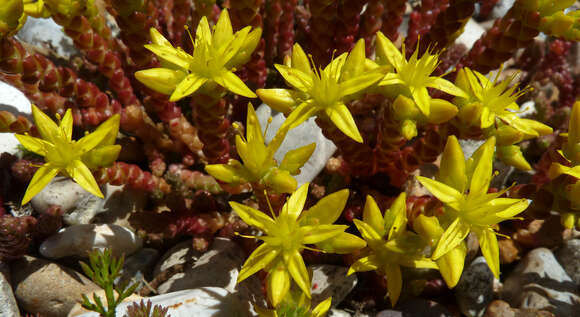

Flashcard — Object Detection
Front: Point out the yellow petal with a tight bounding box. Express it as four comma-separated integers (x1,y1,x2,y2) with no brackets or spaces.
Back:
480,107,495,129
301,224,347,244
32,104,60,143
135,68,186,96
81,144,121,169
568,101,580,145
280,100,319,130
256,89,300,114
76,114,120,153
427,99,458,124
15,134,50,156
311,297,332,317
324,53,347,76
348,255,379,275
195,16,212,46
387,192,407,240
412,214,444,243
238,243,280,283
325,103,363,143
212,8,234,48
436,242,467,288
300,189,349,225
411,86,430,116
315,231,367,254
149,27,172,47
496,145,531,170
362,195,386,237
227,28,262,68
477,228,500,278
291,43,313,76
341,39,366,81
385,263,402,307
279,143,316,175
170,73,208,101
246,103,265,146
21,163,59,205
468,137,495,197
353,219,382,242
400,257,439,270
439,135,467,192
205,161,248,183
285,250,311,298
432,218,471,259
66,160,103,198
416,176,462,206
375,31,404,70
280,182,309,221
379,72,406,87
274,64,313,92
144,44,190,70
215,71,256,98
340,72,384,97
262,168,297,194
229,201,276,233
60,108,73,141
267,265,291,308
427,77,468,98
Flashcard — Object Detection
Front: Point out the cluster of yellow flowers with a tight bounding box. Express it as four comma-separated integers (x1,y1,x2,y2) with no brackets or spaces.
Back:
17,6,567,315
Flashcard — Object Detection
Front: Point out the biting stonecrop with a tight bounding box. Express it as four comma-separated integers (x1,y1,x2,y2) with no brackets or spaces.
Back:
135,8,261,101
230,183,365,307
205,103,315,194
348,193,437,306
16,105,121,204
257,39,384,143
417,136,529,278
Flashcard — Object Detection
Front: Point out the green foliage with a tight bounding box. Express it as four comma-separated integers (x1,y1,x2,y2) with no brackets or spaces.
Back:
79,249,139,317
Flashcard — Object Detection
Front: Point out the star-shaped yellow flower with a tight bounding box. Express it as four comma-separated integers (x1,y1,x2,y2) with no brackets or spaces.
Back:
231,184,365,307
375,31,467,117
16,105,121,204
416,136,529,278
257,39,384,143
348,193,437,306
135,9,261,101
206,103,315,194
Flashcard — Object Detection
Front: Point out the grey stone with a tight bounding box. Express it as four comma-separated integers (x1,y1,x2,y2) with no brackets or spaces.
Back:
17,17,79,58
555,239,580,285
256,105,337,186
40,224,143,259
329,309,353,317
74,287,250,317
153,240,204,276
376,310,404,317
11,256,100,317
459,139,485,160
0,266,18,317
456,256,495,317
310,264,357,308
490,0,516,20
501,248,580,317
455,19,485,50
0,81,31,156
118,248,159,291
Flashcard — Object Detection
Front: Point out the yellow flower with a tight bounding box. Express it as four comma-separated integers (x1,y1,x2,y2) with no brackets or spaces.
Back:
256,286,331,317
257,39,384,143
135,9,261,101
375,31,467,117
0,0,24,37
205,103,315,194
16,105,121,204
416,136,529,278
348,193,437,306
231,184,365,307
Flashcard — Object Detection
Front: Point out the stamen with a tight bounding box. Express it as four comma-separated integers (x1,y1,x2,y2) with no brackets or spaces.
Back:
263,117,273,140
264,189,277,220
184,25,195,49
231,122,246,142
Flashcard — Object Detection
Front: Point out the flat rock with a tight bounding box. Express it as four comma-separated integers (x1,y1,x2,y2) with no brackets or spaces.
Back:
68,289,142,317
257,105,337,186
32,178,146,226
329,309,353,317
490,0,516,20
310,265,357,308
17,17,79,58
118,248,159,291
74,287,250,317
156,238,265,307
11,256,100,317
40,224,142,259
376,310,404,317
0,81,31,155
484,300,556,317
501,248,580,317
0,266,18,317
455,18,485,50
456,256,495,317
555,239,580,285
